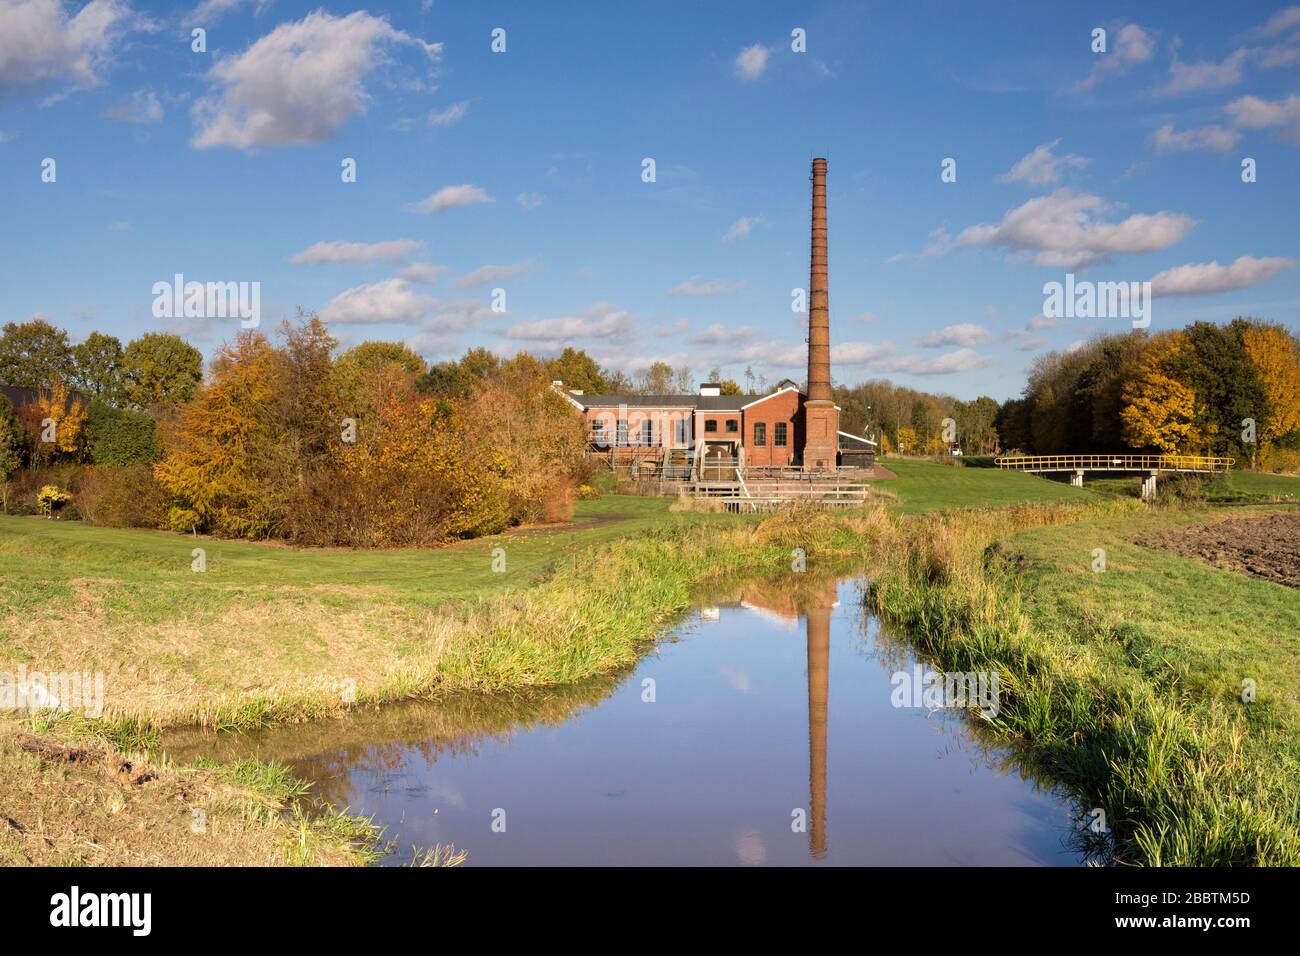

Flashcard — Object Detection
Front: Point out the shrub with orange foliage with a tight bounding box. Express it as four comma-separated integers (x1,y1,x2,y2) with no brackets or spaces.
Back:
156,316,588,547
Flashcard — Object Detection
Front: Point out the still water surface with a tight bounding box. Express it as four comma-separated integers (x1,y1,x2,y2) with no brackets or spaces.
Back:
168,576,1080,865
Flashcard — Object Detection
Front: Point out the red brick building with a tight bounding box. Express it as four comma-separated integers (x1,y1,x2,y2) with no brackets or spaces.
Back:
560,381,874,476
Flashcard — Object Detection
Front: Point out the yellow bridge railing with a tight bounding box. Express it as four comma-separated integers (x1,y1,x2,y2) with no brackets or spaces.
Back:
995,454,1234,473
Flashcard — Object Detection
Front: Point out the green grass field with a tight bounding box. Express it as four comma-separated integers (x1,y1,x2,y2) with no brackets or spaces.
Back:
0,494,703,607
871,457,1096,513
1010,510,1300,728
1080,469,1300,502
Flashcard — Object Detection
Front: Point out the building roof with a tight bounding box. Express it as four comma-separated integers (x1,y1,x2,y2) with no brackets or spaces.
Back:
1,384,89,412
571,392,770,412
838,430,878,449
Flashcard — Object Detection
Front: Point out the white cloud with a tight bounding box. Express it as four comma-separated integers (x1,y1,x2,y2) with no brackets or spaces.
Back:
398,262,448,283
1225,93,1300,142
953,189,1195,269
106,220,130,231
406,183,493,214
404,329,458,356
1027,313,1066,330
735,43,770,81
883,348,994,375
1074,24,1157,91
1150,123,1239,153
502,303,636,343
831,341,993,375
1254,7,1300,66
319,278,435,325
666,275,745,296
0,0,150,96
720,338,991,377
915,323,992,348
1258,39,1300,68
1159,47,1250,96
427,99,469,127
1253,5,1300,37
105,88,162,123
1149,255,1298,296
191,10,439,150
456,259,536,288
688,323,758,346
722,216,763,244
516,192,544,211
423,299,497,331
190,0,267,24
290,239,423,265
1000,140,1089,186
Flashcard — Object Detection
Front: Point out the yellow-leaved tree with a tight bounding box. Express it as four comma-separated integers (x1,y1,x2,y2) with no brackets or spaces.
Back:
1241,323,1300,462
155,332,286,537
1120,332,1201,453
19,381,86,468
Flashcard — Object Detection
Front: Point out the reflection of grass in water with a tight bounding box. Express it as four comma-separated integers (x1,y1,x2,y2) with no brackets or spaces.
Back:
163,669,636,810
846,606,1096,862
410,843,468,867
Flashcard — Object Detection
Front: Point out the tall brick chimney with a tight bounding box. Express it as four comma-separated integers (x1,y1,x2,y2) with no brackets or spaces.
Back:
802,157,837,471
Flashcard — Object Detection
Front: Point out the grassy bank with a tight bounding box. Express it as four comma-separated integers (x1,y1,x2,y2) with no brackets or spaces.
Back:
869,500,1300,865
871,457,1096,513
0,499,874,729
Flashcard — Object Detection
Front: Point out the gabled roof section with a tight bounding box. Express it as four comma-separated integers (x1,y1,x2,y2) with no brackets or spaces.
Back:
838,429,878,448
740,384,802,410
575,393,700,409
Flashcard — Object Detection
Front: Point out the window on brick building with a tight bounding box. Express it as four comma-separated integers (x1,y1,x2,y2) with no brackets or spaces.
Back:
753,422,766,446
704,419,717,433
725,419,738,432
774,422,787,447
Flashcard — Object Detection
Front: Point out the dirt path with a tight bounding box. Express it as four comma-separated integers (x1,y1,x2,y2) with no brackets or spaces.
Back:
1135,512,1300,589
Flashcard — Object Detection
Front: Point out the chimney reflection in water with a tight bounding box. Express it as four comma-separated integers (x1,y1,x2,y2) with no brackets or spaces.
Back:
805,599,830,859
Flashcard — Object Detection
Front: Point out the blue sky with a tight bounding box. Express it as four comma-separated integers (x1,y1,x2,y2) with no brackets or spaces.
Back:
2,0,1298,400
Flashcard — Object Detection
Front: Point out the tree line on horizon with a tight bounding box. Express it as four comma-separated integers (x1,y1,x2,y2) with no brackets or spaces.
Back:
996,318,1300,469
2,312,1297,541
0,314,586,545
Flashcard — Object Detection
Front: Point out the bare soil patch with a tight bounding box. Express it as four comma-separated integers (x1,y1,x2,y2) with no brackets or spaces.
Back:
1135,512,1300,589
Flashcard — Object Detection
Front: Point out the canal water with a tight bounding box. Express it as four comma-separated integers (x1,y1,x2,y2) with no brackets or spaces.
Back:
166,575,1081,866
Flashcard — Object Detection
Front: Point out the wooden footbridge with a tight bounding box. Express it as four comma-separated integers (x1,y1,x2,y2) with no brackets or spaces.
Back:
995,454,1235,499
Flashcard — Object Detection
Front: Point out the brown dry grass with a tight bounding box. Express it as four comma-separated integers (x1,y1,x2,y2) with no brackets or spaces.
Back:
0,717,369,867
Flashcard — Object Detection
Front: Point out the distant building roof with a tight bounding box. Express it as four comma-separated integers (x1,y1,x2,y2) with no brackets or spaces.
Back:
0,384,89,412
569,389,799,412
838,430,878,449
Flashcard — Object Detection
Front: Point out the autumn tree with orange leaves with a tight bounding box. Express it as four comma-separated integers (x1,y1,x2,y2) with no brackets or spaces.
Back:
156,315,588,546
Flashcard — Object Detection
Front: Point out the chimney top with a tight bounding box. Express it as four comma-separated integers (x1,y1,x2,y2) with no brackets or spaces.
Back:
698,383,721,396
